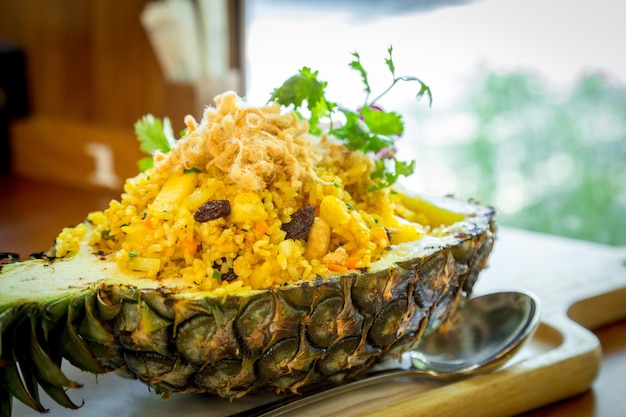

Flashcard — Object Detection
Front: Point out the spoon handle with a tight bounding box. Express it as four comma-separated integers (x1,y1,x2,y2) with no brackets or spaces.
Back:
230,368,419,417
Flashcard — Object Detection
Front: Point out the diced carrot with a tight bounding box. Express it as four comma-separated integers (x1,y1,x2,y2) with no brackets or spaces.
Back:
346,257,360,269
236,228,255,242
142,214,154,228
371,226,389,247
255,220,269,234
181,239,198,256
327,263,348,273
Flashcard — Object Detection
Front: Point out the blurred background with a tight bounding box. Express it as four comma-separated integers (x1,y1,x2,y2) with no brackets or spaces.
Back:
1,0,625,249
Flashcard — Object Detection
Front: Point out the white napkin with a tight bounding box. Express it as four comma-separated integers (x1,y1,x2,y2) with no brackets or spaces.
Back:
140,0,230,83
198,0,230,79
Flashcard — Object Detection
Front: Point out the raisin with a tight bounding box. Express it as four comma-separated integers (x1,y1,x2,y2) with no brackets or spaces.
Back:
221,270,238,282
281,205,315,240
212,259,237,282
194,200,231,222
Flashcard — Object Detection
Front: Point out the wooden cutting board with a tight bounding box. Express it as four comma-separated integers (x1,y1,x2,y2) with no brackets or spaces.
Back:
11,228,626,417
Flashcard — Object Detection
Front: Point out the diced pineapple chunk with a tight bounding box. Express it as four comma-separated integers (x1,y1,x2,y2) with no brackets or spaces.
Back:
150,173,198,219
371,226,390,248
278,239,297,258
319,195,350,228
389,217,424,244
230,191,268,223
249,261,273,288
128,256,161,277
398,193,466,227
120,224,148,243
183,178,224,211
348,210,371,245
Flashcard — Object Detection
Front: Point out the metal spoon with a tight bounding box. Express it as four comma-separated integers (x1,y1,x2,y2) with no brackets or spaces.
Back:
234,290,541,417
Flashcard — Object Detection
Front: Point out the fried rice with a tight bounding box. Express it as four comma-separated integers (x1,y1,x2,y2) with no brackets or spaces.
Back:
54,92,432,293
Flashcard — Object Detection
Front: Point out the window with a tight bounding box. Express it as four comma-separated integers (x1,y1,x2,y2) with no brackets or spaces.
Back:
245,0,626,245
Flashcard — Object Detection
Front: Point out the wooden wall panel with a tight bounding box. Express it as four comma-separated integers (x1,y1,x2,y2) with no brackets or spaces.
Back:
10,117,144,191
0,0,243,129
0,0,244,190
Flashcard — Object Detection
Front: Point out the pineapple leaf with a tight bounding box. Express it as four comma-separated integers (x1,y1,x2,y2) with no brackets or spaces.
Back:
57,298,107,374
1,314,47,413
36,377,82,410
79,293,115,345
0,384,13,417
1,360,46,413
29,316,80,388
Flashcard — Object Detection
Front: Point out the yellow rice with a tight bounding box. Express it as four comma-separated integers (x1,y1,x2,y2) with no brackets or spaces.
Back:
55,92,432,292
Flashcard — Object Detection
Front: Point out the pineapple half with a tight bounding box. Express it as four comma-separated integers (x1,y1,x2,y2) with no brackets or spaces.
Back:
0,195,495,415
0,92,496,416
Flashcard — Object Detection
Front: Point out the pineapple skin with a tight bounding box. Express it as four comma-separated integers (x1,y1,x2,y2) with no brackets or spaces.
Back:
0,197,495,416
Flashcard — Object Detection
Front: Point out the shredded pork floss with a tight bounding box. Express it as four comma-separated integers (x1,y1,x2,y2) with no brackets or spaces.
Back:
154,91,323,191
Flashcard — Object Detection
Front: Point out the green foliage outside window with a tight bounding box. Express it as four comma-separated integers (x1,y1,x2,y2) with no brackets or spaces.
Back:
410,71,626,246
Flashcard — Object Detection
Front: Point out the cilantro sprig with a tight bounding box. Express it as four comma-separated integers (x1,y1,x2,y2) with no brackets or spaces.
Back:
134,114,177,171
269,46,432,190
268,67,336,136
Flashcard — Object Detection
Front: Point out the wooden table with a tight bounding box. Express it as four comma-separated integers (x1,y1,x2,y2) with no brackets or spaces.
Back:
523,319,626,417
2,173,625,417
0,173,118,259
